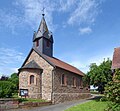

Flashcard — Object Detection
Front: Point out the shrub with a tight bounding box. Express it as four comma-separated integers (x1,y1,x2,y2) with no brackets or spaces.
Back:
104,69,120,111
105,82,120,103
0,81,15,98
105,102,120,111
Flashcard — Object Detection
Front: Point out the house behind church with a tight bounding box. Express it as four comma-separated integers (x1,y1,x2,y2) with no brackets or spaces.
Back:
112,47,120,80
18,14,90,104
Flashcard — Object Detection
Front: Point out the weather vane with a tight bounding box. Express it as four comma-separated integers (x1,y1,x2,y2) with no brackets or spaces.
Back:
42,7,45,16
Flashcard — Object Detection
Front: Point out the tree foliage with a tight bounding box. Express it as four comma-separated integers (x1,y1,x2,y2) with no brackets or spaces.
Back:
87,58,113,93
0,73,19,98
0,81,15,98
104,69,120,111
8,73,19,91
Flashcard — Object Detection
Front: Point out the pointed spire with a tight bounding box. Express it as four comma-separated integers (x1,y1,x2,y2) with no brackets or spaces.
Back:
37,7,48,35
37,15,48,34
33,10,53,42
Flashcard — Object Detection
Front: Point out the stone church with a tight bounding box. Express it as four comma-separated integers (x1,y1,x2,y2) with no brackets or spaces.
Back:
18,14,90,104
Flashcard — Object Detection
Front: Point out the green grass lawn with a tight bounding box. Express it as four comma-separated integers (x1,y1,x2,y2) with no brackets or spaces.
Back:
65,99,109,111
12,93,47,103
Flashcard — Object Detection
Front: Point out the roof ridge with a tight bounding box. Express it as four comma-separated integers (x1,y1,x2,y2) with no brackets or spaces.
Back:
33,47,84,76
52,56,83,73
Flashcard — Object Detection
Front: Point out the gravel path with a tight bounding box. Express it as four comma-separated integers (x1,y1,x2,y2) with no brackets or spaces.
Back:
9,95,100,111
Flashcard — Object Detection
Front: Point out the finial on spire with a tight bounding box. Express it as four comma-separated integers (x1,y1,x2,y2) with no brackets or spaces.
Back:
42,7,45,16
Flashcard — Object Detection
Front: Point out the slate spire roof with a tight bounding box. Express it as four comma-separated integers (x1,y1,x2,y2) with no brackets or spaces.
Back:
112,47,120,69
33,14,53,42
38,15,48,35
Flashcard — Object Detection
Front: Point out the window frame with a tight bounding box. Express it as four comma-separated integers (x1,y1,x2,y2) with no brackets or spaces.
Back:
61,74,67,86
73,77,76,87
30,75,34,84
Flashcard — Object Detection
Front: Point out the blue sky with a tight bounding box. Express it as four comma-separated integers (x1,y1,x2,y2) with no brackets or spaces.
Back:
0,0,120,76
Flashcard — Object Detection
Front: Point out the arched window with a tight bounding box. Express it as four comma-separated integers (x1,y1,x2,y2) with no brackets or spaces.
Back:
61,74,65,85
61,74,67,85
30,75,34,84
73,77,76,87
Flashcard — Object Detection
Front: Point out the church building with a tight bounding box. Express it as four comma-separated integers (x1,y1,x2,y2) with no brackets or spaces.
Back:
18,14,90,104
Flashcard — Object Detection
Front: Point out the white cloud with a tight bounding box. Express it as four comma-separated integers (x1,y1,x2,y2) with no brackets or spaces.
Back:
0,9,23,34
79,27,92,35
68,0,100,25
0,0,57,33
0,47,25,75
59,0,76,12
0,67,18,77
0,0,104,34
15,0,60,32
0,47,25,66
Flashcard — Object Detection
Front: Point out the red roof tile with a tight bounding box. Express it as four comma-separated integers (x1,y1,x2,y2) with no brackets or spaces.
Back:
112,47,120,69
45,56,85,76
33,47,84,76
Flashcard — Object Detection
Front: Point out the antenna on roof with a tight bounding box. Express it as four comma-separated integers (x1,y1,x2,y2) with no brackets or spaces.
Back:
42,7,45,16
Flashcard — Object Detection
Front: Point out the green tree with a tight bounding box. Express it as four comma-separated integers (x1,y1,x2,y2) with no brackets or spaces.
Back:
104,69,120,111
8,73,19,93
0,73,19,98
0,81,15,98
87,58,113,93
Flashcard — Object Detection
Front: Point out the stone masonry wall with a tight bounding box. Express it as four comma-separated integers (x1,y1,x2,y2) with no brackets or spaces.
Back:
19,50,53,101
19,69,41,98
52,68,90,104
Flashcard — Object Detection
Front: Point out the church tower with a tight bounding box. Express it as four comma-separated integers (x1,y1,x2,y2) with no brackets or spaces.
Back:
33,14,53,57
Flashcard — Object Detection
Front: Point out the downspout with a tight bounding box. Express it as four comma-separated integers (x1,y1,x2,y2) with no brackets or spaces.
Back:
51,66,56,104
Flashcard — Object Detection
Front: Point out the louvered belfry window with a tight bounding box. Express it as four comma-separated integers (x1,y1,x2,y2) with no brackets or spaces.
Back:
46,41,50,47
36,40,39,47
